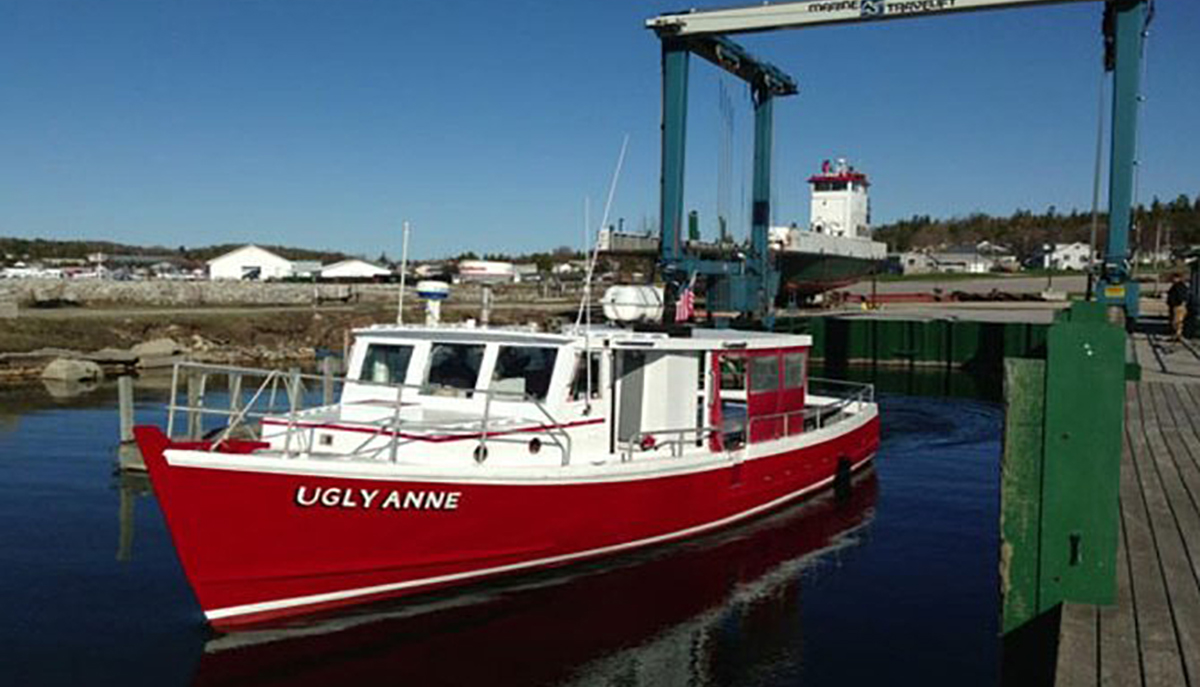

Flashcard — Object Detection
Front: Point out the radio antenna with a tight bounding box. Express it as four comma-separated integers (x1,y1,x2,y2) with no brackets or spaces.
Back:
576,134,630,328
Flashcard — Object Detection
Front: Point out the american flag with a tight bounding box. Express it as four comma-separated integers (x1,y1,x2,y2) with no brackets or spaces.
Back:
674,279,695,323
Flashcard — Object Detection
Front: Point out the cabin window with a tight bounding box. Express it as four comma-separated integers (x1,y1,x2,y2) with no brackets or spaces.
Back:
360,344,414,385
783,352,806,389
749,355,780,392
424,343,485,396
492,346,558,401
719,356,746,390
570,351,602,401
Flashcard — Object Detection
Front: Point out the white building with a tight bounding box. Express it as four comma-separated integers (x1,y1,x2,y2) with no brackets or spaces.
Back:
888,251,936,275
458,260,516,284
292,261,323,279
513,263,540,283
415,262,451,279
320,259,391,280
208,245,295,281
977,241,1019,272
931,249,991,274
1036,243,1093,271
808,158,871,238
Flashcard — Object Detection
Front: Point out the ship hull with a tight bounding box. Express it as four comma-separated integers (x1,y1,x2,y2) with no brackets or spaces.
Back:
135,413,879,631
777,251,882,300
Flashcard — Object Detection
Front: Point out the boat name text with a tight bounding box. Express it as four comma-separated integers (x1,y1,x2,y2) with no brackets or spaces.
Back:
294,486,461,511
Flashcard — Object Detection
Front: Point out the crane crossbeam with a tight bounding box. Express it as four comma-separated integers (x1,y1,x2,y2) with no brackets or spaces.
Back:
684,35,799,97
648,0,1094,37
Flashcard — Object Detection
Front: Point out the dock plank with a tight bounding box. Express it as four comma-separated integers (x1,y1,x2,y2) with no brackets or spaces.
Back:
1056,602,1098,687
1158,384,1200,503
1098,491,1141,687
1123,384,1190,686
1055,342,1200,687
1140,384,1200,684
1149,384,1200,582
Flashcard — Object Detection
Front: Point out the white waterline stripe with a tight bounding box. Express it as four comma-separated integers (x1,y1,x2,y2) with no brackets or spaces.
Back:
206,454,873,622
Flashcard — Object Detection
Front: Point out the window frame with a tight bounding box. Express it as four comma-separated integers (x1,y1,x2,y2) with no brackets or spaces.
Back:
490,344,559,402
783,351,807,389
358,343,415,386
749,354,781,392
422,342,487,397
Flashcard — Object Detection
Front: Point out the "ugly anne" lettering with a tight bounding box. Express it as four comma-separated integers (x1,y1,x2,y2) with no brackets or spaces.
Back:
294,486,461,511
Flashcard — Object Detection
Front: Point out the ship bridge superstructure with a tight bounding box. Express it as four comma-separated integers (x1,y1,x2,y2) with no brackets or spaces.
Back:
808,158,871,239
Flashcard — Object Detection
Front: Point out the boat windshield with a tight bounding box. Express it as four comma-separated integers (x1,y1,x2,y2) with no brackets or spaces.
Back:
360,344,414,385
424,343,486,396
491,346,557,401
570,351,602,402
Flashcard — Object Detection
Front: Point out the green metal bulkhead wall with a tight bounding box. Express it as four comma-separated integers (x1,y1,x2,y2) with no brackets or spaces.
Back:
792,316,1050,370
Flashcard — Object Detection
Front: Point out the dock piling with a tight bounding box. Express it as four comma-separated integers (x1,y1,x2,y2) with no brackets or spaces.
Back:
228,371,242,416
186,372,202,440
117,375,135,444
322,357,335,406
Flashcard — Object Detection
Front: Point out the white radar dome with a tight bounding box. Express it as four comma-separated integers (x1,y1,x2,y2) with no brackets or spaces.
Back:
416,280,450,300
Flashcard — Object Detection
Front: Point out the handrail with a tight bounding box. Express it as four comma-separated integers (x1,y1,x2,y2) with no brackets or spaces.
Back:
621,426,718,462
619,377,875,461
806,376,875,403
164,361,574,465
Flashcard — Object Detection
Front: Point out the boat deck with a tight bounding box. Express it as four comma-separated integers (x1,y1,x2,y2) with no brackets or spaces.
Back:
1054,341,1200,686
279,401,549,437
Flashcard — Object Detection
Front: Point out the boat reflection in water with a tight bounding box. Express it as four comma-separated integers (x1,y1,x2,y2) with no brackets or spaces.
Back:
195,470,878,686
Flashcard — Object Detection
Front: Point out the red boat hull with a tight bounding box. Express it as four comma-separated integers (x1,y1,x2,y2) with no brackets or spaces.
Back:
136,416,879,630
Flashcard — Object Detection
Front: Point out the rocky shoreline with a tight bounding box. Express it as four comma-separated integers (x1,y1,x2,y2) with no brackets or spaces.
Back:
0,277,563,309
2,334,323,385
0,281,581,387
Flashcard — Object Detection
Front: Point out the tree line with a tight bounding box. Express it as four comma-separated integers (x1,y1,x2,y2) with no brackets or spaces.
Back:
0,238,349,265
873,193,1200,260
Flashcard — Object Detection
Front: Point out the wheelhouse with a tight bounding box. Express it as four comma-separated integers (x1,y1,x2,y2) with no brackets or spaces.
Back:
162,324,873,472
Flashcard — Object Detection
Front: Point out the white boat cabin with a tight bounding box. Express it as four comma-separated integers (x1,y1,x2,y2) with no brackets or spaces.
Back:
237,324,871,471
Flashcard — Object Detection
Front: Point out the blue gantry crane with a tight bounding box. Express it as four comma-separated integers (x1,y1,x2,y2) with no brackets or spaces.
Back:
647,0,1152,326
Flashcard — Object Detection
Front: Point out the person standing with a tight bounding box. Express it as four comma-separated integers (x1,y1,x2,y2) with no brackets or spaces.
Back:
1166,273,1189,342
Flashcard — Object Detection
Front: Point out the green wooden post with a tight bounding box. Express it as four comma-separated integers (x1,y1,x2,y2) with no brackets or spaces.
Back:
1038,317,1125,606
1000,301,1125,634
1000,358,1046,635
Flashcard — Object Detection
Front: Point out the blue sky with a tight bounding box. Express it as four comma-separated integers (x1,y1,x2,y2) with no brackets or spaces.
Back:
1,1,1197,259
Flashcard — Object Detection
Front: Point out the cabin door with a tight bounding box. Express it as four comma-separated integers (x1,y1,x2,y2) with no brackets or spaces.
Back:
612,350,647,449
779,348,808,435
746,351,782,443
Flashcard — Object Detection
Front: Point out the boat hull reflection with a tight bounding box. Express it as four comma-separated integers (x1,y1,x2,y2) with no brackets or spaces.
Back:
196,470,878,686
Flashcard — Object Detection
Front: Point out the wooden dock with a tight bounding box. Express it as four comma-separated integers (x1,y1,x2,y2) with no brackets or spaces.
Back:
1055,332,1200,686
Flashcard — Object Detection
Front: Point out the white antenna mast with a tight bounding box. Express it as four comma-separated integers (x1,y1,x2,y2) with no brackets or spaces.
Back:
583,196,593,406
396,221,411,324
576,134,629,328
584,195,591,333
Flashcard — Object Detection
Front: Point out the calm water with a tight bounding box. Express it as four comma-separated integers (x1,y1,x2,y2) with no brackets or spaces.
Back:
1,377,1002,686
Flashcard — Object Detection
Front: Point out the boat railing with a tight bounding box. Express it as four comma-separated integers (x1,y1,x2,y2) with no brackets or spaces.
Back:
620,426,719,463
618,377,874,460
806,377,876,405
745,377,875,443
163,361,573,465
